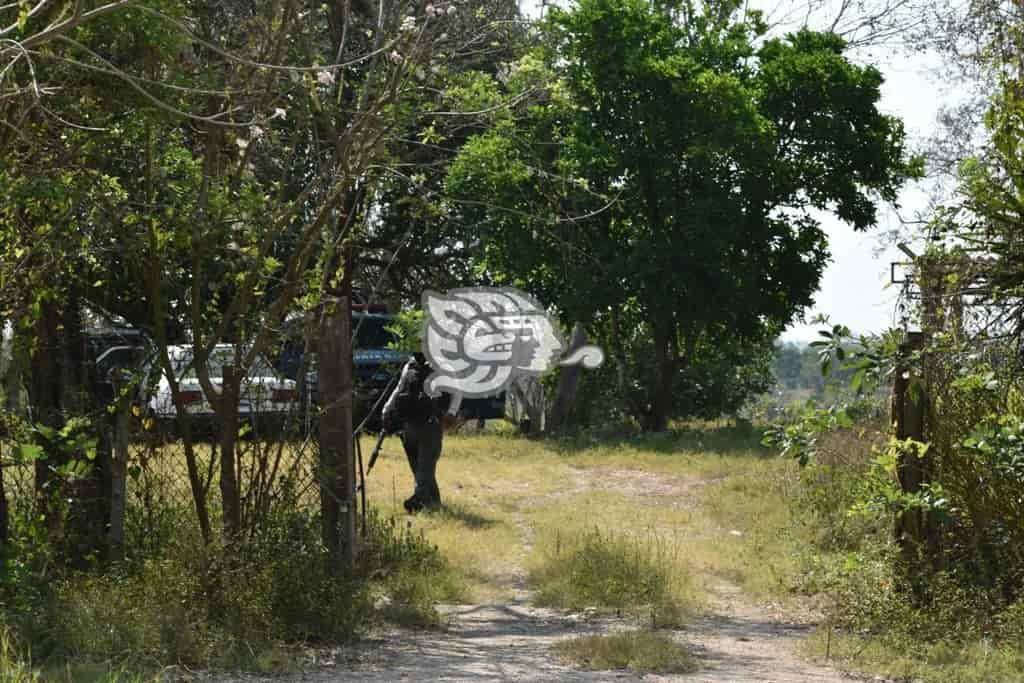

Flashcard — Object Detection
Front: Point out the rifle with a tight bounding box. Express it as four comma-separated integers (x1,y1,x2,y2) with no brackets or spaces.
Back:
364,428,388,477
354,370,401,494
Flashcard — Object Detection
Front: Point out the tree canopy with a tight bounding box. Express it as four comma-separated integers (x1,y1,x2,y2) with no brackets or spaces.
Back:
446,0,920,429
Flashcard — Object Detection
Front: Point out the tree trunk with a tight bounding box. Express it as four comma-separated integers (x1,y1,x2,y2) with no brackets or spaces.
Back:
511,376,545,434
318,276,356,574
0,447,7,552
548,323,587,432
30,299,63,534
646,324,675,432
892,330,938,590
608,309,629,397
1,319,19,551
219,365,241,539
2,320,21,416
28,295,112,564
63,296,110,563
182,420,213,544
158,351,213,544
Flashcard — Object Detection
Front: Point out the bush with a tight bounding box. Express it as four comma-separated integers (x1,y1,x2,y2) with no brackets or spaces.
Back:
815,545,1024,681
771,368,1024,680
0,627,39,683
0,505,461,673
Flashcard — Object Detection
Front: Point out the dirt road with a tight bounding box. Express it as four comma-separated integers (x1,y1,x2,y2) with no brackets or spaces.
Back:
259,583,868,682
227,461,876,682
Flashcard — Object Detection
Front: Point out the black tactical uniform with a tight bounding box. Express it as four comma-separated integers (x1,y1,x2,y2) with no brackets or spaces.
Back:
382,353,449,512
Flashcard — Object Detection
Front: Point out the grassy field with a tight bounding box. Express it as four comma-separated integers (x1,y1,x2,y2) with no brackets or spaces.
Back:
360,422,801,609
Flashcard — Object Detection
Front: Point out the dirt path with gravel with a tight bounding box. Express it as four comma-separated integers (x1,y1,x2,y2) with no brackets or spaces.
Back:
226,465,878,683
263,583,871,682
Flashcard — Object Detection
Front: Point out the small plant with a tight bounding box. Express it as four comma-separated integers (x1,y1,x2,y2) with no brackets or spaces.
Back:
385,309,425,355
0,627,39,683
762,402,854,466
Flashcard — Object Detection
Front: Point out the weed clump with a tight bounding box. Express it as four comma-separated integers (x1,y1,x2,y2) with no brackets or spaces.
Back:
553,630,697,674
531,527,691,627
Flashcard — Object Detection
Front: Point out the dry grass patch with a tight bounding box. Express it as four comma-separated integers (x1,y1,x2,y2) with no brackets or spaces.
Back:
802,630,1024,683
360,432,579,601
553,630,697,674
526,490,698,625
681,457,806,599
530,528,693,628
360,426,800,607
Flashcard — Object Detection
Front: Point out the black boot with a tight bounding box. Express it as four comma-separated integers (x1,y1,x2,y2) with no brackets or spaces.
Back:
404,495,425,513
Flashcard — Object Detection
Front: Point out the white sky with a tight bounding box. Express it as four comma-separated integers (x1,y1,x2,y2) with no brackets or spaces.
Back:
782,48,943,342
518,0,949,342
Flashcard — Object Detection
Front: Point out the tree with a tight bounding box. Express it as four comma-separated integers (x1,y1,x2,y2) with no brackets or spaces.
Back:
773,342,804,389
0,0,197,558
0,0,516,568
352,0,526,305
447,0,919,430
931,83,1024,343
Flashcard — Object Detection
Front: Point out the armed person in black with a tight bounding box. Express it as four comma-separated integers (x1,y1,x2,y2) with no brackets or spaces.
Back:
381,352,460,513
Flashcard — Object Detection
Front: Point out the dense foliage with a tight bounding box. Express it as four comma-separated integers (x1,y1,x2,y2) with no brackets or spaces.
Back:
446,0,918,430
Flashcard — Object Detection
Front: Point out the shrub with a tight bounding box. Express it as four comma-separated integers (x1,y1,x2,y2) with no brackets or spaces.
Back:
0,627,39,683
0,504,461,673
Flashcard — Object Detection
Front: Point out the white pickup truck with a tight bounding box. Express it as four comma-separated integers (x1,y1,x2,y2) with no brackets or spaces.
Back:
147,344,300,434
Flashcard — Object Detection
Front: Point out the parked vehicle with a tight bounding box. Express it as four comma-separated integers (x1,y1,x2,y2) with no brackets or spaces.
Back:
84,327,154,408
352,311,410,426
92,344,151,404
277,306,506,432
147,344,301,434
277,309,408,431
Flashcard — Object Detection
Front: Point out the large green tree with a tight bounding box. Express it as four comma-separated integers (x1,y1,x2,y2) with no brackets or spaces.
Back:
447,0,919,430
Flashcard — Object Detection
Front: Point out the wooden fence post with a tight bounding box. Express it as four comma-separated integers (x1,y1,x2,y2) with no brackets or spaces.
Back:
107,371,130,563
318,288,357,574
892,331,939,582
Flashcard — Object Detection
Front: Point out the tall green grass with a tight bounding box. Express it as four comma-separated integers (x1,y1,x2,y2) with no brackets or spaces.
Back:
0,627,39,683
1,508,465,676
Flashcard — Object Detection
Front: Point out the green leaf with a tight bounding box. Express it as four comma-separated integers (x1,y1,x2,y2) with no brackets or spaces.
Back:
850,369,865,394
14,444,43,462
